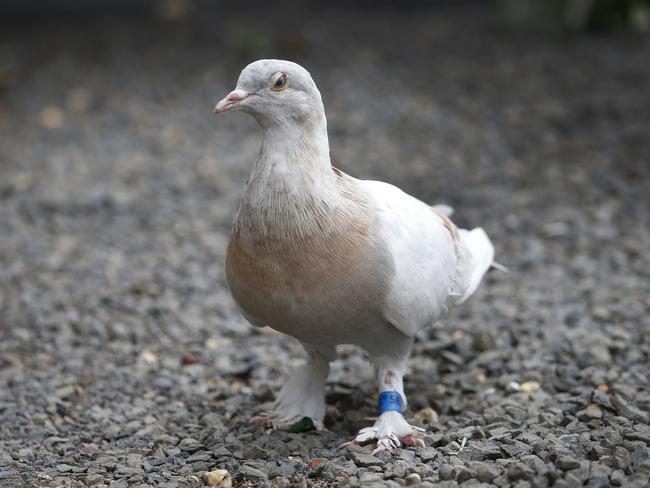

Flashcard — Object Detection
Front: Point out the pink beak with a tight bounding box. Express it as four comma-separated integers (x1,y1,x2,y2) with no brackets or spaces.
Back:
214,89,249,113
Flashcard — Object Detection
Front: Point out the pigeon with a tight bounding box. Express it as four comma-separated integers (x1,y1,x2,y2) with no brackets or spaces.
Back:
214,59,495,452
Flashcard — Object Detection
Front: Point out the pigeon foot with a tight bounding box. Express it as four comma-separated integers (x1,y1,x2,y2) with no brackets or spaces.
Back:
249,414,324,432
340,411,425,454
250,403,340,432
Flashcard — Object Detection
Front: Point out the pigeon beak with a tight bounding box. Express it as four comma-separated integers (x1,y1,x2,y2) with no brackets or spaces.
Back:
214,89,249,113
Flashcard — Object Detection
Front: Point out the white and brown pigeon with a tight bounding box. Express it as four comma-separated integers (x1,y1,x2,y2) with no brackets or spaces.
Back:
214,59,494,453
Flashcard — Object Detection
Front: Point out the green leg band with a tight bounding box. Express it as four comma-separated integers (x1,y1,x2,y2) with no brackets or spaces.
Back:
287,417,315,433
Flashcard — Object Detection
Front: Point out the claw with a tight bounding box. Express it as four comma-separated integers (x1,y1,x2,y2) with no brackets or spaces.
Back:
249,414,306,430
339,439,360,449
339,429,377,449
250,416,273,427
341,412,427,453
373,433,402,454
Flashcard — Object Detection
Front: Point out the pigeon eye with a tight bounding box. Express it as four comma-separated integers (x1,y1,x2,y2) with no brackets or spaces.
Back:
270,72,288,91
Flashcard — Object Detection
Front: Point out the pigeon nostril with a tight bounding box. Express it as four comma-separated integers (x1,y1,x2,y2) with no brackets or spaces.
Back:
227,89,248,102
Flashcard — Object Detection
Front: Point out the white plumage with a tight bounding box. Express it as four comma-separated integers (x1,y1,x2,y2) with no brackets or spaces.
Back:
215,59,494,452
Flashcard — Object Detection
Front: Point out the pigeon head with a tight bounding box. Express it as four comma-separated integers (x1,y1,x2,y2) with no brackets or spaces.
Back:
214,59,324,126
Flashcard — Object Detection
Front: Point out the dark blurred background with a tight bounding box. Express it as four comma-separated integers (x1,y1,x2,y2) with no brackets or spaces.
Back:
1,1,649,486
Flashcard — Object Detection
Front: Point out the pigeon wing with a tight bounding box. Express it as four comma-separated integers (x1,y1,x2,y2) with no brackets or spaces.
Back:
359,180,464,336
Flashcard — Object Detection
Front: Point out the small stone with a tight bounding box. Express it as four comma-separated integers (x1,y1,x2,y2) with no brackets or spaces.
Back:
414,407,439,424
501,439,533,457
203,469,232,487
612,395,648,423
506,381,521,393
374,449,392,463
506,462,534,481
418,447,439,462
17,448,33,459
179,437,203,453
438,464,454,480
359,471,384,483
404,473,421,485
140,350,158,364
308,458,325,470
455,466,475,483
350,452,384,467
470,440,503,460
624,424,650,445
268,462,295,478
153,375,175,390
242,445,269,459
577,404,603,421
613,447,631,470
213,447,233,458
588,472,611,488
186,452,212,463
519,382,541,394
181,351,199,365
476,463,500,482
85,473,104,486
238,465,268,482
383,460,408,479
592,390,613,409
155,434,180,447
556,456,581,470
38,106,65,129
115,466,144,476
610,469,626,486
397,449,416,463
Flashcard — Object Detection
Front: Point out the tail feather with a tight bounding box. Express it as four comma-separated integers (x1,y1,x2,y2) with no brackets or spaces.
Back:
457,227,494,302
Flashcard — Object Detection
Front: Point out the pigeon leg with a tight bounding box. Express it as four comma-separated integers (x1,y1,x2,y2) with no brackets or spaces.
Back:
342,336,424,453
325,404,342,420
250,343,336,431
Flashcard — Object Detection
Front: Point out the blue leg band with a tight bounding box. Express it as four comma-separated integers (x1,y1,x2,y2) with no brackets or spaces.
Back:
378,391,404,414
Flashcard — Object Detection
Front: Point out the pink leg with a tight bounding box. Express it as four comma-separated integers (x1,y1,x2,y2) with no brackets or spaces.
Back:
325,404,342,420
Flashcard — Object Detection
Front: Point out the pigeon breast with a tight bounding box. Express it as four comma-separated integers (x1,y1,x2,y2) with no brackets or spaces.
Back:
226,169,395,346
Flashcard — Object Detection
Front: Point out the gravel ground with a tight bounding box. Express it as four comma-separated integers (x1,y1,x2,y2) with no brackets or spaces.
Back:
1,4,650,488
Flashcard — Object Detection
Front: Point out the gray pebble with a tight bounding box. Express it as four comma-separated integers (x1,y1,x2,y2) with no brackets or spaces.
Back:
577,405,603,421
506,462,534,481
556,456,581,471
85,473,104,486
610,469,626,486
612,395,649,424
350,452,384,467
239,464,268,481
404,472,421,485
476,463,500,482
358,471,383,483
178,437,203,453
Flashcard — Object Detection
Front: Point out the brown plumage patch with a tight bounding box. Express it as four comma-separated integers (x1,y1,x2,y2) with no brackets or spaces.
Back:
225,173,388,340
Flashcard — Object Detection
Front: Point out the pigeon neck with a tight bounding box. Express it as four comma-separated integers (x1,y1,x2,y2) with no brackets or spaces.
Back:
250,114,335,195
260,114,331,175
239,115,344,236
